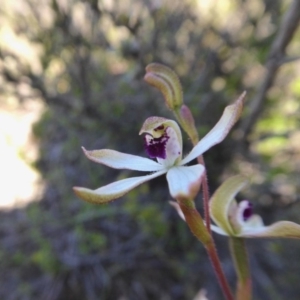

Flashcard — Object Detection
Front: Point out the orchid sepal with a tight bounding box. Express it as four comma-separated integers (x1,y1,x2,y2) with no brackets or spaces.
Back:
82,147,165,172
210,175,250,236
73,170,167,204
238,220,300,239
181,91,246,165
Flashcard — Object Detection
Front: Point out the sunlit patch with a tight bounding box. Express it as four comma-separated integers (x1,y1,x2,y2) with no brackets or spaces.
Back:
0,100,44,210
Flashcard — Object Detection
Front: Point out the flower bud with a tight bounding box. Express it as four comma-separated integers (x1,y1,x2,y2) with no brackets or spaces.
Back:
144,63,183,110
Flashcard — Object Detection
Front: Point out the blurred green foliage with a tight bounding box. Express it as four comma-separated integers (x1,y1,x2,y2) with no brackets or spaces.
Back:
1,0,300,299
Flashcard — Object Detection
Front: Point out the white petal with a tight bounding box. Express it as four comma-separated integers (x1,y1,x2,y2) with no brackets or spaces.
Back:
74,170,167,204
82,148,164,172
211,225,229,236
181,93,244,165
166,165,204,199
169,201,186,221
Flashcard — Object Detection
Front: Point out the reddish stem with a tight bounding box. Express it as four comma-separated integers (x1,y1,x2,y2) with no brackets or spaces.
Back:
179,201,234,300
206,242,235,300
202,172,211,232
175,106,232,299
197,156,211,234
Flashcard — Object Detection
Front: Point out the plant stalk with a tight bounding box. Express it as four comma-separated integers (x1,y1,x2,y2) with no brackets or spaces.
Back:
179,199,234,300
229,237,251,300
174,105,233,300
174,108,211,233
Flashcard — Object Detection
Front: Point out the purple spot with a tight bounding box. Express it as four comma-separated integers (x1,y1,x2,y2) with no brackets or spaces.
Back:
144,134,169,159
243,201,253,221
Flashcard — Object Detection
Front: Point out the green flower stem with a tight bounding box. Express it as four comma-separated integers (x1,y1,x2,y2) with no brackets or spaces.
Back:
175,104,230,297
229,237,251,300
178,198,211,245
178,199,234,300
174,107,211,233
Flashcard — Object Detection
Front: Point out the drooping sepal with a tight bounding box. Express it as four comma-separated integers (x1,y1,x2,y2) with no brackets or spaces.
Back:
73,170,167,204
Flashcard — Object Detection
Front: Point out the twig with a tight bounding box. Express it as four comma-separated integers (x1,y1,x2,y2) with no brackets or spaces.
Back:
241,0,300,138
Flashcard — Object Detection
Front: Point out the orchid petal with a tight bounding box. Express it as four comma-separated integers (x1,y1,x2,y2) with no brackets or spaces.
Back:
239,220,300,239
73,170,166,204
211,225,229,236
82,148,164,172
169,201,186,221
166,165,204,199
181,92,245,165
209,175,249,235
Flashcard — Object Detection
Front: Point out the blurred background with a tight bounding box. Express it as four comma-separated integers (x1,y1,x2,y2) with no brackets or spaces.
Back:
1,0,300,299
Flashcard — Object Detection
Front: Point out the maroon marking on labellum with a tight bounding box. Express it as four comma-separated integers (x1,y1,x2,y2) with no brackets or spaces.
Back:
144,134,169,159
243,202,253,221
154,125,164,131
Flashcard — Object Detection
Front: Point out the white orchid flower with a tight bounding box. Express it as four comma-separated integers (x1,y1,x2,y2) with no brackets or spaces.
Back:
73,95,244,204
209,175,300,238
170,175,300,239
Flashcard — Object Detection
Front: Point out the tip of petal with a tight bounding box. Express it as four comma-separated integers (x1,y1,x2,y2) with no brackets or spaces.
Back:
240,90,247,99
169,201,186,221
81,146,88,155
235,91,247,106
73,186,111,205
226,91,246,127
